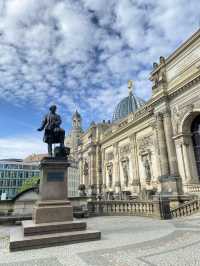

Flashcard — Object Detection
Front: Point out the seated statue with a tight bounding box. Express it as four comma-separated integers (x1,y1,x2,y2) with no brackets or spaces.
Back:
37,105,65,156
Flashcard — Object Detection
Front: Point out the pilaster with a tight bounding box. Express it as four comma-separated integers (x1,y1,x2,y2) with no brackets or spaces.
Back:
173,134,199,184
129,134,140,184
155,113,170,176
113,143,120,189
163,109,179,176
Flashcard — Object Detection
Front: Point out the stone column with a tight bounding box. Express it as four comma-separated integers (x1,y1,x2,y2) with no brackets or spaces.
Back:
129,135,137,181
182,140,192,183
96,145,102,193
79,156,84,184
178,134,199,184
155,113,170,176
163,110,179,176
84,159,89,187
89,147,96,188
129,135,140,187
173,134,199,193
113,143,120,192
187,137,199,183
174,138,187,184
101,149,106,189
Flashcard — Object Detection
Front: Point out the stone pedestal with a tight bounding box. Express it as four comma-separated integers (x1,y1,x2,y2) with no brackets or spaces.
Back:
33,200,73,224
153,197,171,219
33,158,73,224
10,157,101,252
157,175,183,196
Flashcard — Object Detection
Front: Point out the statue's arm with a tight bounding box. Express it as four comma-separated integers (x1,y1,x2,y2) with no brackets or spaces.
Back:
55,115,62,127
37,116,47,131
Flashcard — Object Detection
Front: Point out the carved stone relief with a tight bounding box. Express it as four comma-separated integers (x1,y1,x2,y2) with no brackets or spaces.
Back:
142,156,152,185
83,160,89,177
138,134,154,154
172,104,194,135
121,159,129,187
106,163,113,188
137,134,153,185
105,152,114,161
119,144,130,157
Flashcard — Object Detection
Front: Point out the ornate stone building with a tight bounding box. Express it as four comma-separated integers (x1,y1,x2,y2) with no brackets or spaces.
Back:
65,110,83,160
78,29,200,199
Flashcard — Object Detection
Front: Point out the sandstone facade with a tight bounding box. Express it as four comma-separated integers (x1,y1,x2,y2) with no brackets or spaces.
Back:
78,29,200,199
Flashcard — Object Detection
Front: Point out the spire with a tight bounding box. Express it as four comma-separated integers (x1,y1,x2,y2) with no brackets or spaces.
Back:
72,110,82,130
73,110,81,119
128,80,134,95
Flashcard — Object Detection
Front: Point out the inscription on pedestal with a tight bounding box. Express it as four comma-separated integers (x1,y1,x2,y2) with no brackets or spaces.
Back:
47,172,64,182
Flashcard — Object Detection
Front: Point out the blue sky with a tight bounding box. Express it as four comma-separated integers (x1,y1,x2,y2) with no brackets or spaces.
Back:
0,0,200,159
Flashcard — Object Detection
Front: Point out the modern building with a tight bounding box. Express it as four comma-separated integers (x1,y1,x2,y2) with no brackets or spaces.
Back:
78,28,200,200
0,159,40,199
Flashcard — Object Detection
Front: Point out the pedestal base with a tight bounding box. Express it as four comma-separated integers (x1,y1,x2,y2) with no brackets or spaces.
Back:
33,200,73,224
23,220,86,235
9,157,101,251
10,226,101,252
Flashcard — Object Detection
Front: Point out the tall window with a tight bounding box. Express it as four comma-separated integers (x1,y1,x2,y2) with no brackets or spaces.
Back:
191,115,200,178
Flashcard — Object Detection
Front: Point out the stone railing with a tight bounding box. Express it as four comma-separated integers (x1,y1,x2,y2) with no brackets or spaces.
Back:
170,199,200,218
185,184,200,193
88,199,171,219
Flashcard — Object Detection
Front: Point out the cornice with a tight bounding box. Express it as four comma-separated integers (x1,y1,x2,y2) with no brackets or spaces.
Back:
148,73,200,108
100,109,153,145
168,74,200,99
150,28,200,76
166,28,200,65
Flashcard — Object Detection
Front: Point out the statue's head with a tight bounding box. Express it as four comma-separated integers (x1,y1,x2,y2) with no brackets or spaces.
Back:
49,105,57,113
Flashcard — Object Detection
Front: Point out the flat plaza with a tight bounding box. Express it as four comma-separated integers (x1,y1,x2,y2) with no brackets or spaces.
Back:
0,214,200,266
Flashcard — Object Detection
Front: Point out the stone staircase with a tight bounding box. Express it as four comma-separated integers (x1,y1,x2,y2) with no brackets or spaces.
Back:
170,198,200,218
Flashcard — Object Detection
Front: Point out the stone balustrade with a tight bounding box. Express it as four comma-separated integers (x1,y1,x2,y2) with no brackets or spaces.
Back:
88,200,169,219
170,199,200,218
185,184,200,193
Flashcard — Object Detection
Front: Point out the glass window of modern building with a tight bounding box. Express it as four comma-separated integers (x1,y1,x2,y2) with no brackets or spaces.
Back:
0,157,80,200
0,159,40,200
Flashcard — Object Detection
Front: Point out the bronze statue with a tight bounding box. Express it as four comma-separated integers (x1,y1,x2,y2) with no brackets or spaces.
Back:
37,105,65,156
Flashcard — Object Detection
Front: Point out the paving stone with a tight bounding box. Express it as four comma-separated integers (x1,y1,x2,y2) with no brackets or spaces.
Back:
0,215,200,265
0,257,62,266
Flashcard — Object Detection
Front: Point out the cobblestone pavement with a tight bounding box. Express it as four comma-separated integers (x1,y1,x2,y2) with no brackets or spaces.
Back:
1,214,200,266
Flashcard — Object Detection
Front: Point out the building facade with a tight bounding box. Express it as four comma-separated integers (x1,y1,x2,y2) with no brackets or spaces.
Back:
78,29,200,199
0,159,40,199
65,110,83,160
64,111,83,196
68,160,79,197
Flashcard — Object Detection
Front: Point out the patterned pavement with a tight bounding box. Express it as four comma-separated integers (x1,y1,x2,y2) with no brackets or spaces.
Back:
0,214,200,266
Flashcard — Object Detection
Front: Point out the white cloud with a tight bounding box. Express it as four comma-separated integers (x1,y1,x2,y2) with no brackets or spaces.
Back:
0,0,199,124
0,135,46,159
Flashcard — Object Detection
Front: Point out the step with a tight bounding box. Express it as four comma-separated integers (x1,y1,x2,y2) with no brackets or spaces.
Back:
23,220,87,236
10,227,101,252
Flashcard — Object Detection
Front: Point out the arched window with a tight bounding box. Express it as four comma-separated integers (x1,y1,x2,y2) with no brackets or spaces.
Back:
191,115,200,178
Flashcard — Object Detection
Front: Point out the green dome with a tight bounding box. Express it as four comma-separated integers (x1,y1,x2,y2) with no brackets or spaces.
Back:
112,92,146,122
